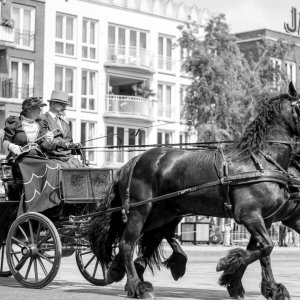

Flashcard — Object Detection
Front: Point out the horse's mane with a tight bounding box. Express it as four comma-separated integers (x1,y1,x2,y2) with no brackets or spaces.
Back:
236,93,292,154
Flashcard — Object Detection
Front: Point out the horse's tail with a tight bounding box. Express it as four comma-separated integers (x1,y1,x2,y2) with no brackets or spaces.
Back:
88,155,141,267
88,168,124,267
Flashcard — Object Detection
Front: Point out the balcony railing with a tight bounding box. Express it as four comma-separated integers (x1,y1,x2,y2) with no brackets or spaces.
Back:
0,24,15,47
105,95,153,118
14,29,35,48
0,78,12,98
106,44,153,69
0,78,33,99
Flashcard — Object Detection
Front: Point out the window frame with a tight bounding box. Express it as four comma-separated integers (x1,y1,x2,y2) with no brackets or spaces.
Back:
55,13,76,57
81,69,97,112
10,58,34,100
54,65,75,108
82,18,98,60
158,34,174,73
81,121,96,163
157,82,174,120
11,4,36,50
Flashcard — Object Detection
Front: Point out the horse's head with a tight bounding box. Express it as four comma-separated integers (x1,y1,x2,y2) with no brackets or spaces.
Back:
281,81,300,138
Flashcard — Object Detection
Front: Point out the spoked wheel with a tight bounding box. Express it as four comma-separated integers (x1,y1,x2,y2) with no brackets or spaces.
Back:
75,246,106,286
0,242,11,277
6,212,62,288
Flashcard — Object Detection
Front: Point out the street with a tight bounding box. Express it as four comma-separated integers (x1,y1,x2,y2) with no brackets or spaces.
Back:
0,245,299,300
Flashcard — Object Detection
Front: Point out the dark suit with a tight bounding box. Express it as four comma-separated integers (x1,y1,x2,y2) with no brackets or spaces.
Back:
40,112,73,160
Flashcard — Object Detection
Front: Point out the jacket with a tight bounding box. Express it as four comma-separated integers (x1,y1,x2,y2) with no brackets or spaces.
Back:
40,112,73,159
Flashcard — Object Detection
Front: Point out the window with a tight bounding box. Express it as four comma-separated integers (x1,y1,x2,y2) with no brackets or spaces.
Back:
55,66,75,107
158,35,174,72
157,131,172,145
105,125,146,163
55,13,76,56
81,70,96,111
12,4,35,49
107,24,150,67
157,83,173,119
81,121,95,163
270,58,282,91
82,18,97,60
10,59,34,100
285,60,296,84
180,85,188,120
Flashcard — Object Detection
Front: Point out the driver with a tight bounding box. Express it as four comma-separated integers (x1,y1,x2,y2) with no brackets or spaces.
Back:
40,90,82,168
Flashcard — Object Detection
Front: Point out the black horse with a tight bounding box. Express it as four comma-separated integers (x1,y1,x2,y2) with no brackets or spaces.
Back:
89,82,300,299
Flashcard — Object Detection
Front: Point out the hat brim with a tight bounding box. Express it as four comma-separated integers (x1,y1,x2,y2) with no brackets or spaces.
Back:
47,99,70,105
30,103,47,108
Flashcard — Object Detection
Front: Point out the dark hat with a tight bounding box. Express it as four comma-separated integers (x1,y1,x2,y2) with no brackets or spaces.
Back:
22,97,47,111
48,90,69,105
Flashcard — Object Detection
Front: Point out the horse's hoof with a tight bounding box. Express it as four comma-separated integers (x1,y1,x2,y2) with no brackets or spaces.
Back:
106,267,125,284
163,252,187,281
141,292,156,299
216,256,227,272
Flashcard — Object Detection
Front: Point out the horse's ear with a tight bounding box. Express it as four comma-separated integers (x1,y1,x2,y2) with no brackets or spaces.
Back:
289,81,298,97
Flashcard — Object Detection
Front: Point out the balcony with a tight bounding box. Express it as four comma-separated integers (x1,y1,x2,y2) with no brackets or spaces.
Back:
0,78,34,100
104,94,154,122
105,44,154,73
0,24,16,49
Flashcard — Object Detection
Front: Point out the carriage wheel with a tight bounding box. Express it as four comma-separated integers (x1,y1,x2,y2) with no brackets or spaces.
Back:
75,247,106,286
0,242,11,277
6,212,62,288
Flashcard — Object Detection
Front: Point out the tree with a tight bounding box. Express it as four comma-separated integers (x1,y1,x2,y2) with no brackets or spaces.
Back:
178,14,293,141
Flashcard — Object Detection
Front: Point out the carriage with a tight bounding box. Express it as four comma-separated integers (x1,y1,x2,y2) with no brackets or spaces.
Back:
0,156,113,288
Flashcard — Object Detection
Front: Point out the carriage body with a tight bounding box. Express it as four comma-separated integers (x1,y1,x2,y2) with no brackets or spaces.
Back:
0,158,113,288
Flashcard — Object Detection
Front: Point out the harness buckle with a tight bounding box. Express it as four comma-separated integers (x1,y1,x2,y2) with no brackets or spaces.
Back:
224,203,232,210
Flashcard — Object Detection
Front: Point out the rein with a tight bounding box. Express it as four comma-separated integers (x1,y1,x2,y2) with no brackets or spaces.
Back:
72,169,292,222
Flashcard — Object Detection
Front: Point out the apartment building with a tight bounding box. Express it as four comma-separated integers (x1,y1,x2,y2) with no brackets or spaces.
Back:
0,0,45,133
42,0,209,167
235,28,300,91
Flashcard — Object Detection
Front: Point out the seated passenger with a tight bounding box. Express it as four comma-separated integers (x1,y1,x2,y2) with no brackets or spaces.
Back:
2,97,67,214
3,97,53,157
40,90,82,168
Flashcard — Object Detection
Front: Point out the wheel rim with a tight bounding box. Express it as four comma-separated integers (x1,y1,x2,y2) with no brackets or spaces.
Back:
0,242,11,277
75,248,106,286
6,212,62,288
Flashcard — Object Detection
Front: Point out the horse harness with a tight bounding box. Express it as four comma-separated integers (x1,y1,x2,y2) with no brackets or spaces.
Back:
216,143,300,221
118,142,300,225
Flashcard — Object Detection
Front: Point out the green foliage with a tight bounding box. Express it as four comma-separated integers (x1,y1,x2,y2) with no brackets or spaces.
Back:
178,14,293,141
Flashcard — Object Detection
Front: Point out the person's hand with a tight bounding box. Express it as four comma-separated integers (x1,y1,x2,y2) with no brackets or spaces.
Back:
8,143,22,155
44,131,54,143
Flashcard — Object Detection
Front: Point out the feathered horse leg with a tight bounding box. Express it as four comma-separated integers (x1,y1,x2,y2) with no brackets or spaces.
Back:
121,209,155,299
217,212,289,300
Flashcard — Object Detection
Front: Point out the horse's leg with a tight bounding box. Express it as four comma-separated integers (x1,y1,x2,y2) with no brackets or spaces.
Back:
120,209,155,299
163,218,187,280
133,217,187,282
106,252,126,284
217,236,257,298
258,222,290,300
217,212,289,299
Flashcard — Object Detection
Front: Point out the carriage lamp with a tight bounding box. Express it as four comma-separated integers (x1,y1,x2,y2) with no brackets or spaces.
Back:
0,160,13,181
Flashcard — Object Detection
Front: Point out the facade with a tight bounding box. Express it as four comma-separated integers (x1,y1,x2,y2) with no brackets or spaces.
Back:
235,28,300,91
42,0,210,168
0,0,45,137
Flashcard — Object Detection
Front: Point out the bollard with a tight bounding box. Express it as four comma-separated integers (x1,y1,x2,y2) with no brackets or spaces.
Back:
223,224,231,247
